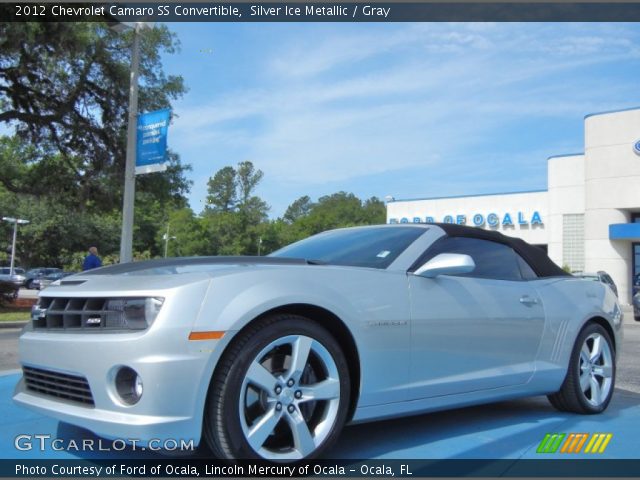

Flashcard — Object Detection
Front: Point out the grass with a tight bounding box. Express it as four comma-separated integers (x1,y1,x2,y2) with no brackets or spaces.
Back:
0,307,30,322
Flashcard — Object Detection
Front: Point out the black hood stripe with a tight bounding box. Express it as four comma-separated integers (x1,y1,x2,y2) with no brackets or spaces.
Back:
82,256,307,275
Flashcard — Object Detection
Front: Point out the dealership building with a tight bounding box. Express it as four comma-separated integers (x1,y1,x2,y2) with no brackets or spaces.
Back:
387,107,640,304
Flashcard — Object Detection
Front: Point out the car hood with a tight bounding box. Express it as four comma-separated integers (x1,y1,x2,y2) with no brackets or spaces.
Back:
39,257,311,297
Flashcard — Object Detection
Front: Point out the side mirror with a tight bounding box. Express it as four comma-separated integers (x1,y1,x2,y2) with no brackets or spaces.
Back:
414,253,475,278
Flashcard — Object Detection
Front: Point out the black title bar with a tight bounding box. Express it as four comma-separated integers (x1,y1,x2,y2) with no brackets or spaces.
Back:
3,2,640,22
4,459,640,477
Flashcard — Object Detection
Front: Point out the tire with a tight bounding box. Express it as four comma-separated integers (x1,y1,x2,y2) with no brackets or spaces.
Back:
204,315,351,461
25,280,33,290
548,323,615,414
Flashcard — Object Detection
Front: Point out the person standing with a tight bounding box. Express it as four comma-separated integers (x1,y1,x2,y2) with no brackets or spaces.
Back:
82,246,102,271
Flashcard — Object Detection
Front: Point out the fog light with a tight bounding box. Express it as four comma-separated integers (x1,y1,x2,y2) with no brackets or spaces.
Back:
115,367,143,405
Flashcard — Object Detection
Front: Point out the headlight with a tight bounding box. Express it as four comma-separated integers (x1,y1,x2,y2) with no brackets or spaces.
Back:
105,297,164,330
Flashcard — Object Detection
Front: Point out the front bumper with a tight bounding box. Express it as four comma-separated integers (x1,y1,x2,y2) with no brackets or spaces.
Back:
13,324,228,446
14,377,194,442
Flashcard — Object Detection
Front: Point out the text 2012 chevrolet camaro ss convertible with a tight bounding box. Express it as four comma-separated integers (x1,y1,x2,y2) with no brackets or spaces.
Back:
14,224,623,461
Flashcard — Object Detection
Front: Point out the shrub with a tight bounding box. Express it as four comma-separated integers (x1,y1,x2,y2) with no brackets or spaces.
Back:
0,280,18,306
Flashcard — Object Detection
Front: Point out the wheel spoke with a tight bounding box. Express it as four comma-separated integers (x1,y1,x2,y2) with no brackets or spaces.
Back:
246,360,278,393
580,370,591,392
589,336,603,363
247,407,282,451
288,336,313,380
593,365,613,379
300,378,340,401
589,376,602,404
581,344,590,362
286,410,316,457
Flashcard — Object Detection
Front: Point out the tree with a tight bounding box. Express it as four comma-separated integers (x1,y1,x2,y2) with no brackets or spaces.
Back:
203,161,269,255
0,21,189,211
283,196,314,224
237,161,263,205
235,162,269,231
205,161,269,222
269,192,387,252
206,166,237,212
0,187,121,268
294,192,366,235
0,21,190,266
161,208,209,257
362,197,386,224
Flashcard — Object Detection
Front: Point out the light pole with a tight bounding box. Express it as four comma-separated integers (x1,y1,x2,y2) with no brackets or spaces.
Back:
2,217,29,275
162,224,176,258
106,19,155,263
119,22,143,264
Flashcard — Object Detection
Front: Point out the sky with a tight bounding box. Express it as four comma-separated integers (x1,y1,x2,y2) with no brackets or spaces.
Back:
160,22,640,217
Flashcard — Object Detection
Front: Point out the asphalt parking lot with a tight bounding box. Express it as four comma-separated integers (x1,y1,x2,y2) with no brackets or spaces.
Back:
0,320,638,462
0,328,20,372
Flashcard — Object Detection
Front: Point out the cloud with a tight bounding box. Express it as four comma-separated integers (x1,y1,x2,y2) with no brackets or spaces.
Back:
170,23,640,214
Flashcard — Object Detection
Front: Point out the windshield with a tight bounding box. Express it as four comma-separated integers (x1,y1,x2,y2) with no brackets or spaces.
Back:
270,226,425,269
2,267,25,274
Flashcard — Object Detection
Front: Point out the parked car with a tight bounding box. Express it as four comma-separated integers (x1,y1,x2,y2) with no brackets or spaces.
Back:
0,267,26,287
35,271,73,290
633,292,640,321
14,224,622,462
24,268,62,290
575,271,618,297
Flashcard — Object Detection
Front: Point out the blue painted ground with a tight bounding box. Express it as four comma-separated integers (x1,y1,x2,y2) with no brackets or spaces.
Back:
1,373,639,461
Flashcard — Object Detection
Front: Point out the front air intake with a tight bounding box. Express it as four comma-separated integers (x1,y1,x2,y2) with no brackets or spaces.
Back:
23,366,94,406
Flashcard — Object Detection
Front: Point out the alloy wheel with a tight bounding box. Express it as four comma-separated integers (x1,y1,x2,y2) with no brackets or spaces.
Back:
578,332,613,407
238,334,341,460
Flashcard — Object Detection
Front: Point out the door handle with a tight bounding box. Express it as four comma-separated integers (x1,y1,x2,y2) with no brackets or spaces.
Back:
519,295,538,305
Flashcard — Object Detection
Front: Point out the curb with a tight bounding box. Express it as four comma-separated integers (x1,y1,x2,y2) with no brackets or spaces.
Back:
0,321,28,329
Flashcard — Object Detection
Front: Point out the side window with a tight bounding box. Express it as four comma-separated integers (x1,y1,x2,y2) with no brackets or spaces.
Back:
516,254,538,280
418,236,523,281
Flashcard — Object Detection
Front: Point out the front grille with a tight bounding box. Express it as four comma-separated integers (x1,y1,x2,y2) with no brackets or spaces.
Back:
32,297,140,331
23,366,94,406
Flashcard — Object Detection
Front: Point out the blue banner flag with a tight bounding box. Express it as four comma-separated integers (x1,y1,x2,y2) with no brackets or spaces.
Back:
136,109,171,175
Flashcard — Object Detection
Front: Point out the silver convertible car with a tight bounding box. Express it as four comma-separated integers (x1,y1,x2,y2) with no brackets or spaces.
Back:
14,224,622,461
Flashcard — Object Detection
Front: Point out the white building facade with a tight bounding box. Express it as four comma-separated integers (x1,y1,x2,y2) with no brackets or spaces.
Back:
387,107,640,304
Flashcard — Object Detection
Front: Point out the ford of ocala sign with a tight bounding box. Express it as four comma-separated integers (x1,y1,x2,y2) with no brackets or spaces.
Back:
388,211,543,227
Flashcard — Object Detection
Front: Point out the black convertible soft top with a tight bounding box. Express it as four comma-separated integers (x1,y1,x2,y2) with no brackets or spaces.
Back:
434,223,569,278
